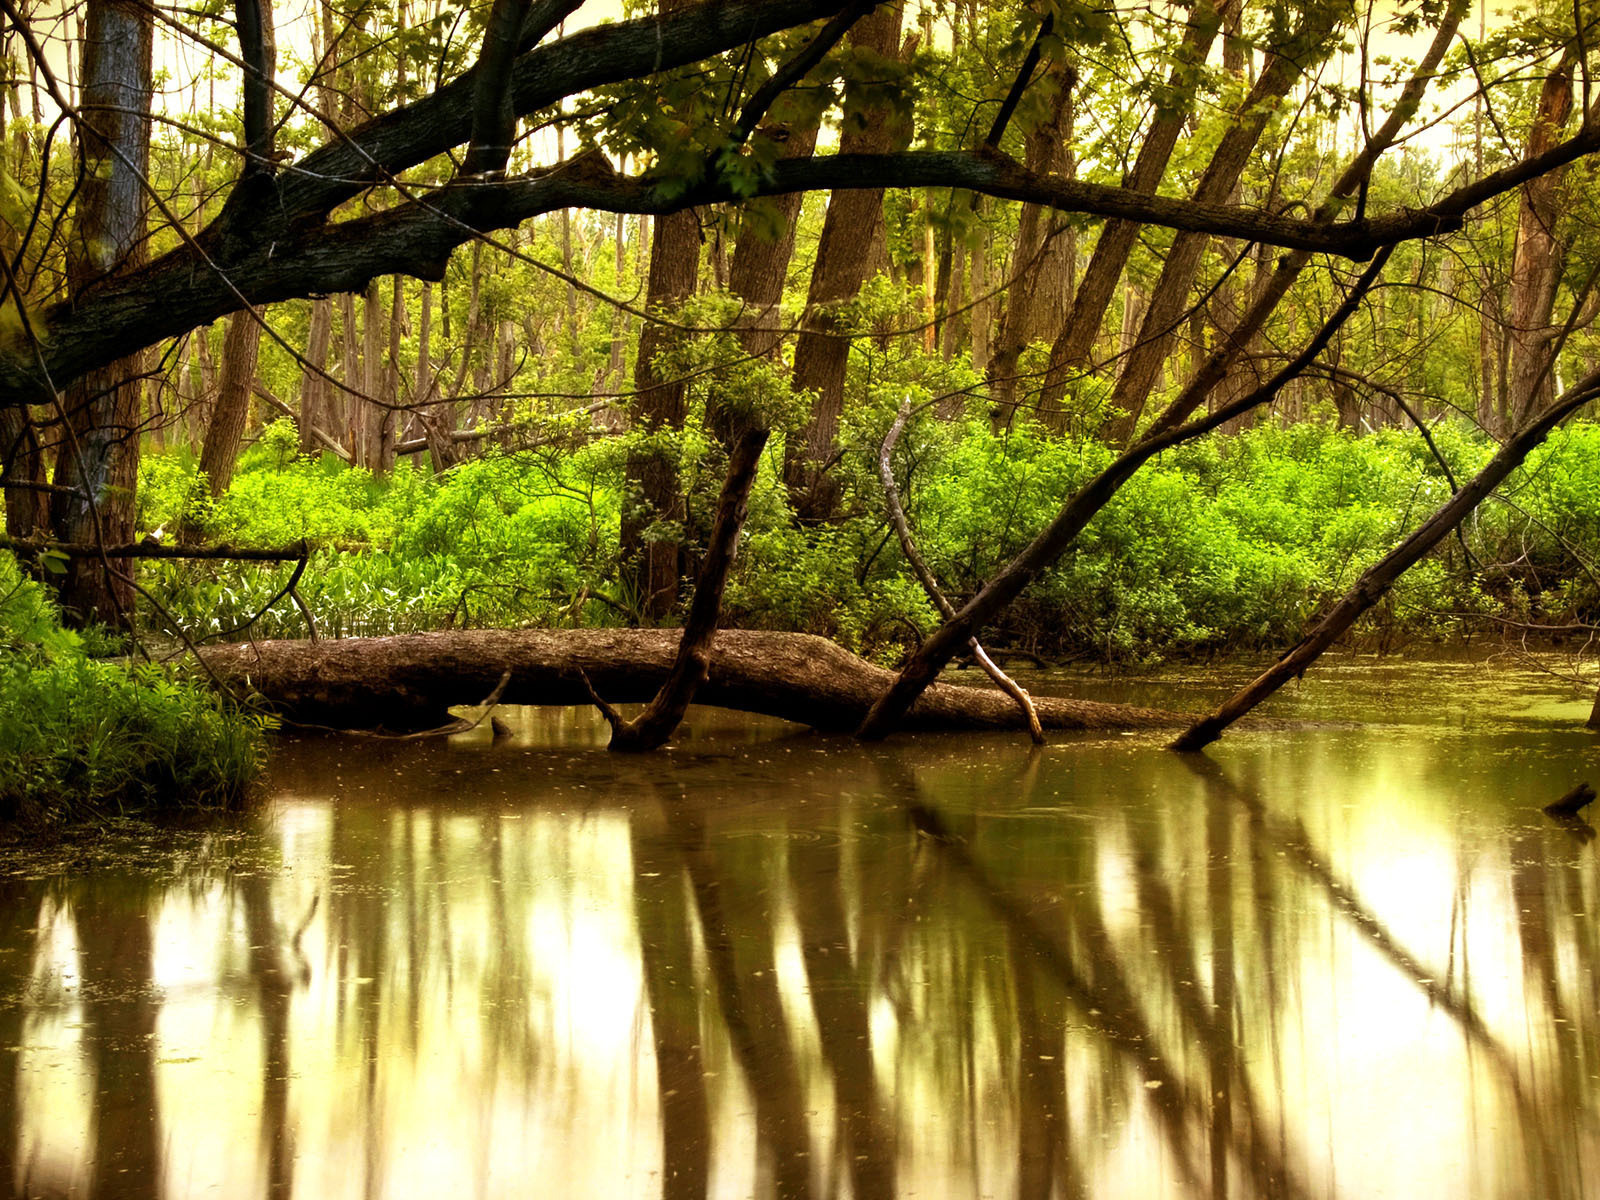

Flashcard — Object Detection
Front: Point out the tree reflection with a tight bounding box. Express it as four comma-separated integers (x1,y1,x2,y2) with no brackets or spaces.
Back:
70,875,162,1200
631,796,710,1200
0,878,44,1197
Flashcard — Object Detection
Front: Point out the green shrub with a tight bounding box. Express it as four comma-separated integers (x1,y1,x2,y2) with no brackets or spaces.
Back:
0,556,268,826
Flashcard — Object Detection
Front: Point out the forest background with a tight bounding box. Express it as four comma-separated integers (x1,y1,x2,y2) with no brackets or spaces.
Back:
3,0,1600,814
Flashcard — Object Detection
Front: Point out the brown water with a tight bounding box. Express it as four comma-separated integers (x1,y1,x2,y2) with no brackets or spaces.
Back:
2,661,1598,1200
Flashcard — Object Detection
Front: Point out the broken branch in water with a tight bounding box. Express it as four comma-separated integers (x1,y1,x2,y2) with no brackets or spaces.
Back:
1543,782,1596,818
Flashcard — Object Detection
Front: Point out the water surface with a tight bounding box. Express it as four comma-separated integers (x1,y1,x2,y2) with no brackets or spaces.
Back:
2,661,1597,1199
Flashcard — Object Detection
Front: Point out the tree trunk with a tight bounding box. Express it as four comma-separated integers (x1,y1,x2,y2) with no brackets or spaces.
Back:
338,290,360,452
969,210,991,372
361,277,382,468
49,0,153,627
377,274,404,473
194,627,1188,735
1173,362,1600,751
0,63,47,540
729,124,819,361
301,298,333,456
987,57,1076,430
607,208,629,388
854,244,1394,740
0,407,47,538
619,202,700,620
782,2,906,522
1506,54,1575,430
195,311,263,499
592,428,770,751
1100,1,1351,445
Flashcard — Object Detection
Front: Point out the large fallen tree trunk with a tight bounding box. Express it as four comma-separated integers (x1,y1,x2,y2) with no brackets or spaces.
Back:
196,628,1186,734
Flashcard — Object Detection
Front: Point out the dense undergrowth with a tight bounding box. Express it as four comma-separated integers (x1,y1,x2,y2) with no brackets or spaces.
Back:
0,555,269,827
129,411,1600,664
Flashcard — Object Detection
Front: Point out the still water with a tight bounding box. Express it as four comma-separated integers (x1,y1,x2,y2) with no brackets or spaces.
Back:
2,660,1598,1199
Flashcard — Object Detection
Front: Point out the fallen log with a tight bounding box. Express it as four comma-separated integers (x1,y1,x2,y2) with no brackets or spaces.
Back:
196,628,1187,735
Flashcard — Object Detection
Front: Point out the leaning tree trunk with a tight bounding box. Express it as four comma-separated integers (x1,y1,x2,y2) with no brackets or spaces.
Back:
1099,0,1352,446
49,0,153,627
854,242,1396,740
1505,52,1576,431
190,0,276,522
986,56,1077,431
1032,0,1235,422
856,0,1463,741
587,427,771,751
195,310,264,501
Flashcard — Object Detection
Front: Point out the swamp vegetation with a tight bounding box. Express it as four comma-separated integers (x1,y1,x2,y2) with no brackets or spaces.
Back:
3,0,1600,1193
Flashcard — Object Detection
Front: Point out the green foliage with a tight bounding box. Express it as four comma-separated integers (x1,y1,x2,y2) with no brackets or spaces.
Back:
0,555,267,826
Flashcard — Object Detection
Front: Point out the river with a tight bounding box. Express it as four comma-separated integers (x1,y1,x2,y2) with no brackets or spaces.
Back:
2,659,1596,1198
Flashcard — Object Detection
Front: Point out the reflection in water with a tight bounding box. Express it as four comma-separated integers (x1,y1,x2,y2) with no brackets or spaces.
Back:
1,671,1598,1199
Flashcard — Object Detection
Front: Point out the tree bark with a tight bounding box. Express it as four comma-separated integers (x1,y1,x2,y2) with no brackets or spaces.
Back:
194,627,1188,734
195,310,263,499
49,0,152,627
782,2,906,522
1506,52,1575,430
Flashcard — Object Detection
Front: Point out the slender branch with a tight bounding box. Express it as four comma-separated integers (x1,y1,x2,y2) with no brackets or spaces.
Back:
730,0,876,147
981,13,1053,148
